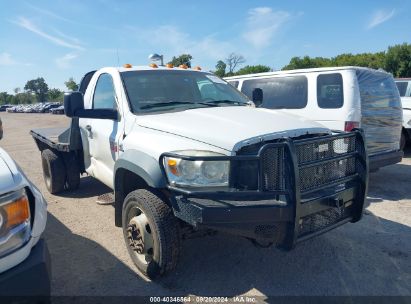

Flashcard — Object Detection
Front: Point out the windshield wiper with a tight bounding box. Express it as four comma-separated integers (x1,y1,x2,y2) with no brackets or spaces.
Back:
140,100,224,110
139,100,246,110
199,100,248,106
140,101,197,110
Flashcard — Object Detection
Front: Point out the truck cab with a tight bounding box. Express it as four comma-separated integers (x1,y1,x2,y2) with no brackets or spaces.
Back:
31,64,368,279
0,117,50,296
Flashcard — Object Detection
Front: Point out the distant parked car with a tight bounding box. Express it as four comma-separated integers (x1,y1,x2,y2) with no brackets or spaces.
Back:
0,105,12,112
50,105,64,115
226,66,403,170
4,102,62,114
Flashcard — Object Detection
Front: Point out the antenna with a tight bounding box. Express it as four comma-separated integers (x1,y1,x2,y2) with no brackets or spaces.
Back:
116,49,120,67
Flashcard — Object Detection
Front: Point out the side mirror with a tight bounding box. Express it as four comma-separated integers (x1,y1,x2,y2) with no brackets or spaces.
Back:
64,91,84,118
0,118,3,140
75,108,118,120
64,91,118,120
252,88,263,107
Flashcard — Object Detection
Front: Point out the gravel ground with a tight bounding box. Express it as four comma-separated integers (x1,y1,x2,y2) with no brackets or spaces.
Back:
0,112,410,297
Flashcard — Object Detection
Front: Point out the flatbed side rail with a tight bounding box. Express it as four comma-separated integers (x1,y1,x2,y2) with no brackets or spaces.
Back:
30,118,82,153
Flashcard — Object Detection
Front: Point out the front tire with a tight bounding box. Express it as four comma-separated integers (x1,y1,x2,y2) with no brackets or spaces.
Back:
122,189,181,279
41,149,66,194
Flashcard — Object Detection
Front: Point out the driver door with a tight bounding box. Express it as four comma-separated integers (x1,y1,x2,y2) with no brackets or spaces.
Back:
85,73,120,188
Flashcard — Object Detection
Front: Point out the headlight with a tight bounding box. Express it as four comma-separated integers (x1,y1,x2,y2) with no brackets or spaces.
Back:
163,150,229,187
0,189,31,257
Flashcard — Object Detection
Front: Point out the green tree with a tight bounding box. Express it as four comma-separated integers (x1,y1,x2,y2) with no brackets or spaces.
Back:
168,54,193,67
385,43,411,77
24,77,49,103
0,92,9,105
48,88,64,102
65,77,79,91
282,56,332,70
235,65,271,75
214,60,227,77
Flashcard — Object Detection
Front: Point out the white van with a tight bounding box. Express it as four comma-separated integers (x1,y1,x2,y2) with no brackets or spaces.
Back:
225,67,403,170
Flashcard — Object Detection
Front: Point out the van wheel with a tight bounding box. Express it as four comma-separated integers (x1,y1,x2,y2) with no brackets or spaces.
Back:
41,149,66,194
64,153,80,191
400,130,407,151
122,189,180,279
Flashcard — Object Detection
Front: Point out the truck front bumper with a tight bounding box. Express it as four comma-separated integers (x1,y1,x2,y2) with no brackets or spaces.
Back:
0,239,51,296
171,185,362,249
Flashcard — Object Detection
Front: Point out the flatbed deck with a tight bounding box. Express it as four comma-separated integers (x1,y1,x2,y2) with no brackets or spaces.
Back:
30,118,82,152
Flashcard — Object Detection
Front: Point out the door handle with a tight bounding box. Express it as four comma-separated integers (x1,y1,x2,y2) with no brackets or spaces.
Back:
85,125,93,137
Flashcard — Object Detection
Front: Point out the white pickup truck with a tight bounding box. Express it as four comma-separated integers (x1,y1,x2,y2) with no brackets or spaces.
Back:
0,117,50,296
401,97,411,148
31,64,368,279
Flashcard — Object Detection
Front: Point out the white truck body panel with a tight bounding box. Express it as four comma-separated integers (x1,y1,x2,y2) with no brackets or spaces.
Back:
78,67,330,189
0,148,47,273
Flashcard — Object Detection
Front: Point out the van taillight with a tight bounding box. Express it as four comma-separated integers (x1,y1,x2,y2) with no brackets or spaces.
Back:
344,121,359,132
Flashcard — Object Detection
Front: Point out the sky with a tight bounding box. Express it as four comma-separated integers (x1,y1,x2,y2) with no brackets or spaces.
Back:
0,0,410,93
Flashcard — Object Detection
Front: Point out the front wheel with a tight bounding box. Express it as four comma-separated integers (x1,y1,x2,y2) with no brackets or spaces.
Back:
122,189,181,279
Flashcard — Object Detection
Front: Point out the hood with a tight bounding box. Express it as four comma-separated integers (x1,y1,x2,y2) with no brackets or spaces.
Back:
0,148,16,191
402,97,411,109
137,106,329,152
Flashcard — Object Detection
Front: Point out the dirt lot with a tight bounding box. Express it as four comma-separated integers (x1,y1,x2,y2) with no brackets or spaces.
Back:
0,112,410,297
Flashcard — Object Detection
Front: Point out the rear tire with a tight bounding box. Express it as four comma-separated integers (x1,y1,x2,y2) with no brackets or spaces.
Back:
64,153,80,191
41,149,66,194
122,189,181,279
400,130,407,151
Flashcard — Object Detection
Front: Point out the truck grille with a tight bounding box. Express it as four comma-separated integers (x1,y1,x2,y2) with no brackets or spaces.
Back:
298,205,349,237
261,146,285,191
260,133,364,193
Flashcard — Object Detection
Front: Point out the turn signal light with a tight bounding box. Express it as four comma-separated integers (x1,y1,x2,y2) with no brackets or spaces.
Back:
167,158,180,176
4,195,30,229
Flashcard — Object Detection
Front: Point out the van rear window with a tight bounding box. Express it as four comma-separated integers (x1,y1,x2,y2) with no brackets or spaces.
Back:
317,73,344,108
395,81,408,97
357,70,401,109
241,76,308,109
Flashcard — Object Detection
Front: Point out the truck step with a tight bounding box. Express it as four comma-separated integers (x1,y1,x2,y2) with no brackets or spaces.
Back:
96,193,115,205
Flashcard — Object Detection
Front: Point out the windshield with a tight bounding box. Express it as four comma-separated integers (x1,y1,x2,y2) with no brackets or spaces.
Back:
121,70,249,113
395,81,408,97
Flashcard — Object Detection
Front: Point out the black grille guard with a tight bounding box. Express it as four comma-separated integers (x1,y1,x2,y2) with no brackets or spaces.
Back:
159,129,369,248
160,130,368,198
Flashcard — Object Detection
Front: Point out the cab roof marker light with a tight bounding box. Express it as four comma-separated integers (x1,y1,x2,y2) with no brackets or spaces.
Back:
166,63,174,68
179,64,188,69
123,63,132,68
149,63,158,68
193,66,202,71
